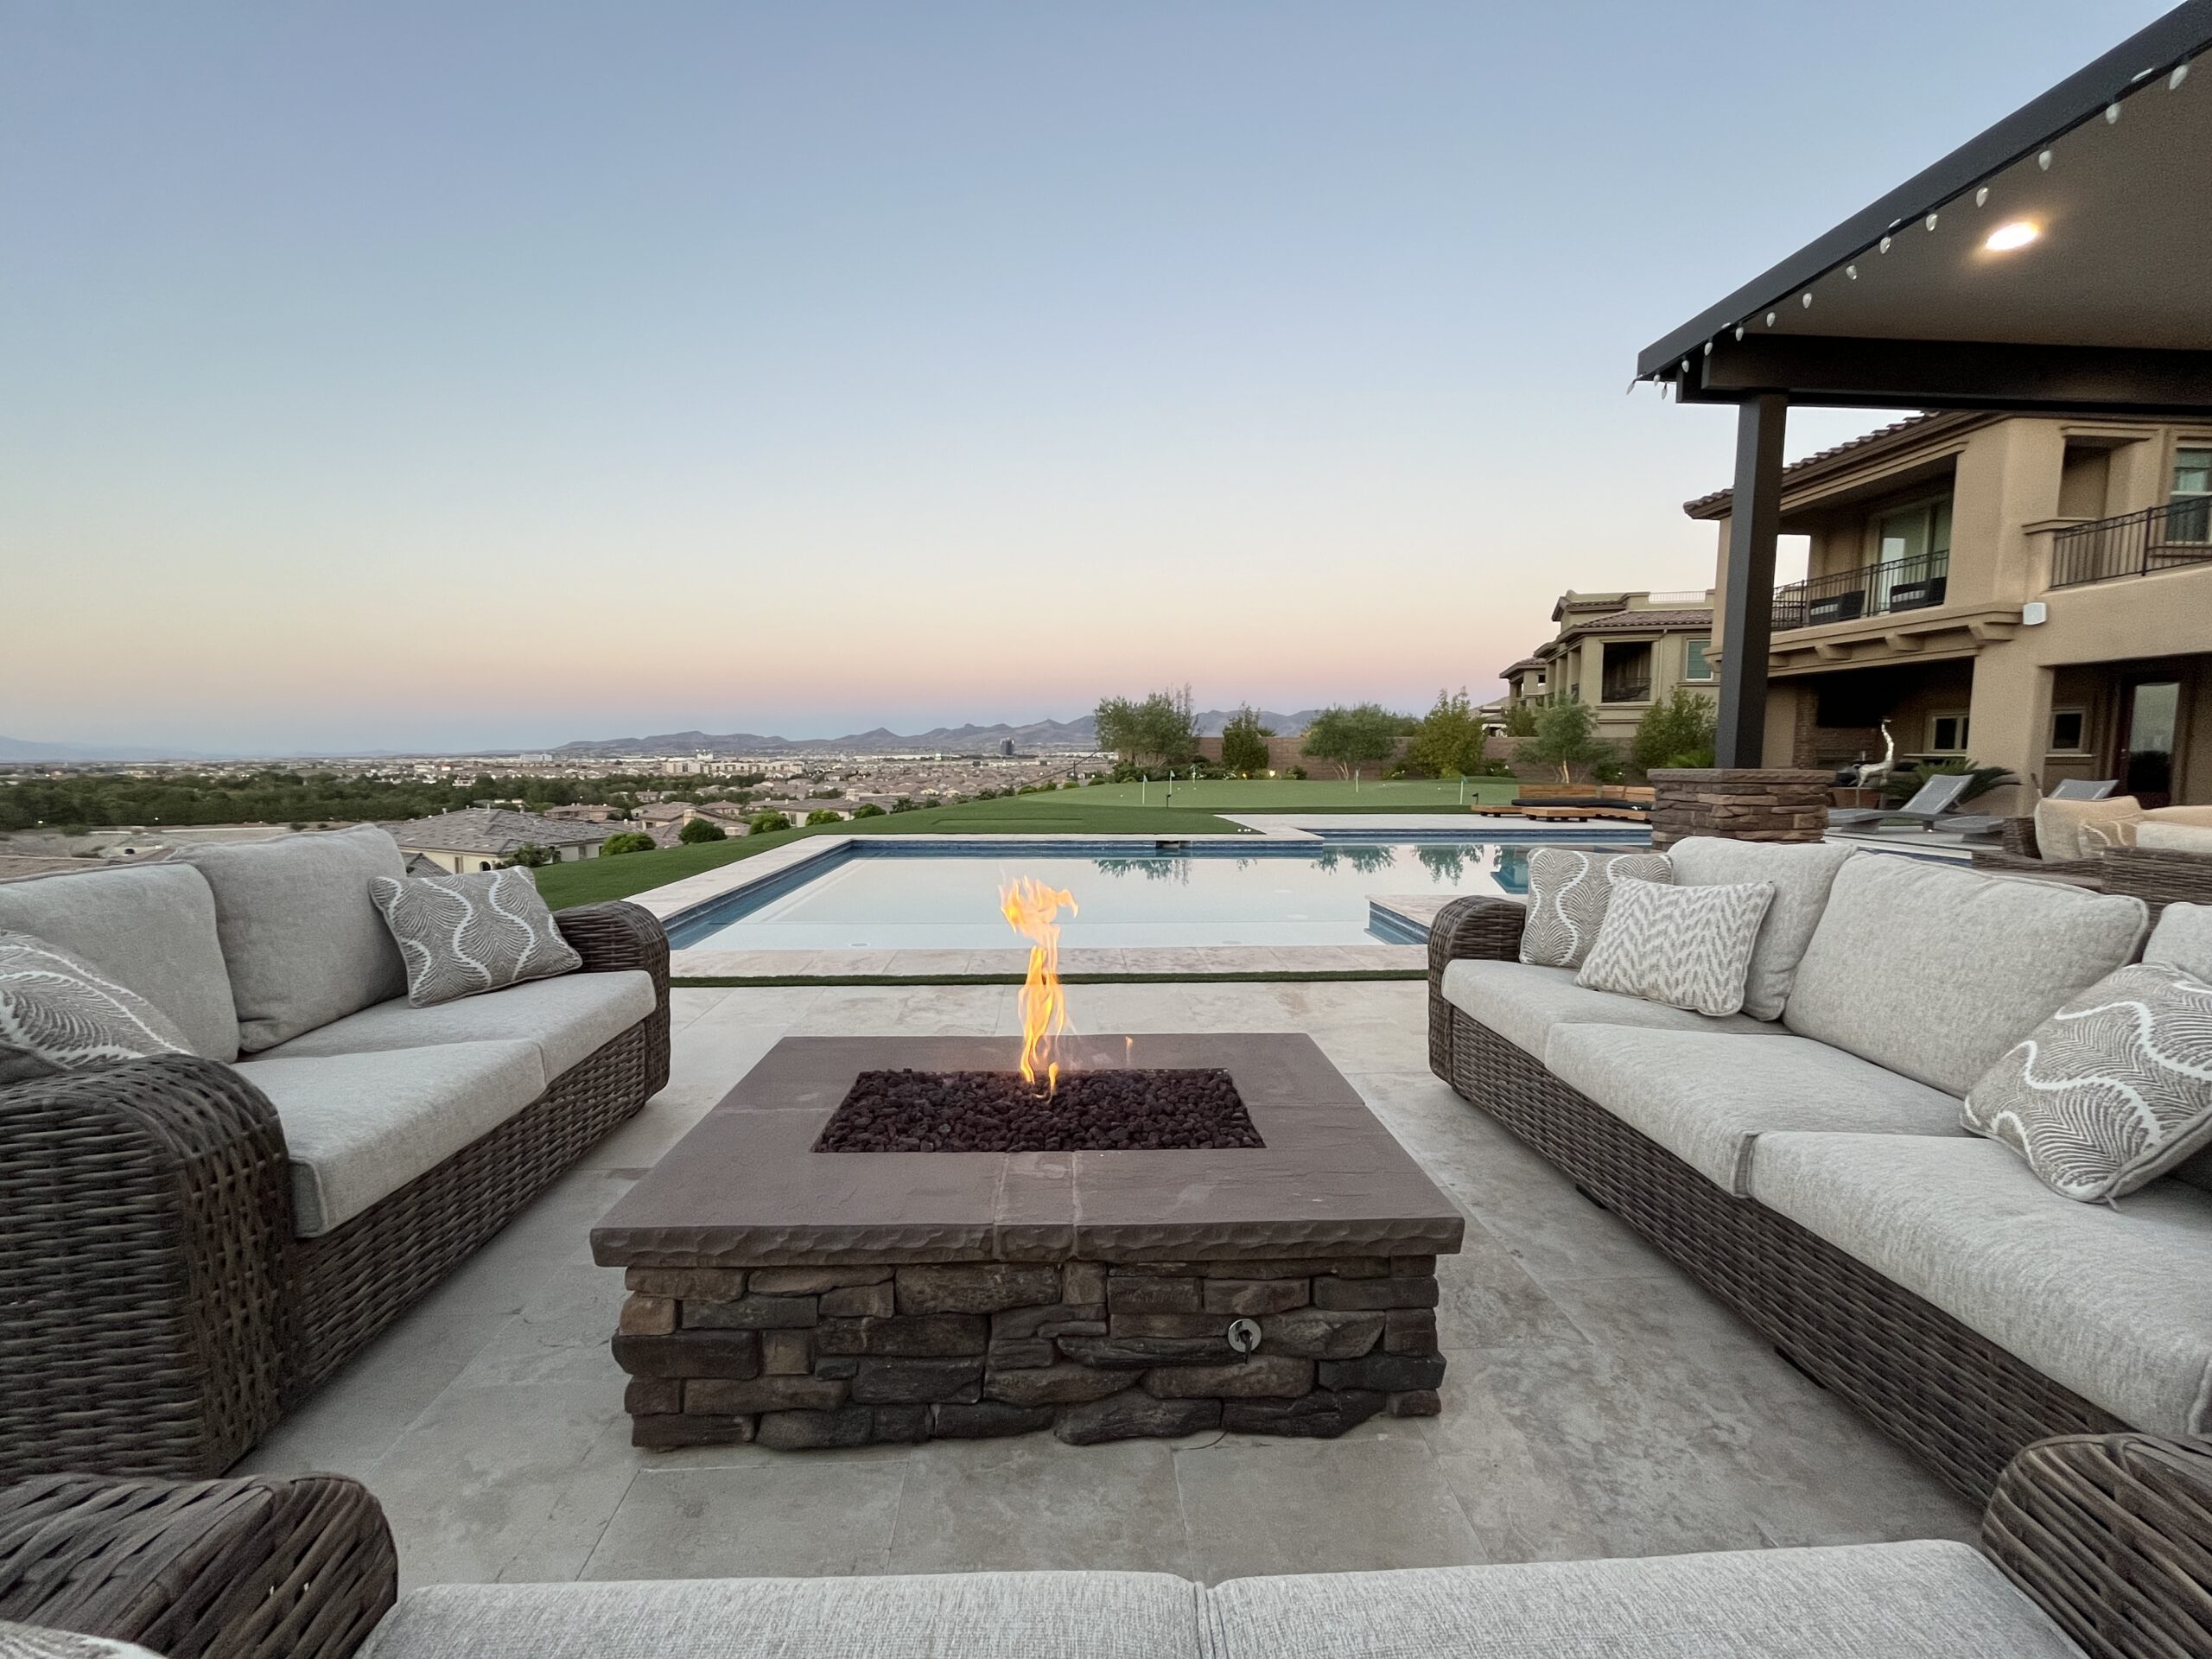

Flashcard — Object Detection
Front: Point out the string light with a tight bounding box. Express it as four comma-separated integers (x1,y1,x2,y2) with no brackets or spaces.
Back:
1879,235,1892,253
1801,292,1812,308
1764,310,1777,327
2105,102,2120,124
1975,187,1989,207
2171,64,2190,91
1924,213,1939,231
2037,149,2053,169
1845,264,1858,279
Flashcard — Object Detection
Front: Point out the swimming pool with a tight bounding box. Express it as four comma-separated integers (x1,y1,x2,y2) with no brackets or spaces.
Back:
664,835,1649,950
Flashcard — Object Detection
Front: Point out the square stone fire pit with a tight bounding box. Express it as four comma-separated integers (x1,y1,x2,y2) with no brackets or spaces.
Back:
590,1033,1464,1450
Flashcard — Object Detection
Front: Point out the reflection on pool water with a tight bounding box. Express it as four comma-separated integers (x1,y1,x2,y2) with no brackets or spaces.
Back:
667,838,1644,950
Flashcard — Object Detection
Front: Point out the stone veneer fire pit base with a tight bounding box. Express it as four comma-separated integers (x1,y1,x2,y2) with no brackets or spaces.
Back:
615,1253,1445,1449
592,1033,1464,1450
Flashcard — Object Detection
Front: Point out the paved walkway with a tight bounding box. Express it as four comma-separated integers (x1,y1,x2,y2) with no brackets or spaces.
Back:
244,979,1974,1590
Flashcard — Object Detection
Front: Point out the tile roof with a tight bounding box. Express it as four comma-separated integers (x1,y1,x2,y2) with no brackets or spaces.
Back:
1682,412,1991,517
391,808,609,855
1567,607,1715,634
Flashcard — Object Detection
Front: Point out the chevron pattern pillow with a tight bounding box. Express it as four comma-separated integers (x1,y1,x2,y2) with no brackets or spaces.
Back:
369,867,583,1008
1518,849,1674,969
1573,877,1776,1017
1963,963,2212,1202
0,929,192,1084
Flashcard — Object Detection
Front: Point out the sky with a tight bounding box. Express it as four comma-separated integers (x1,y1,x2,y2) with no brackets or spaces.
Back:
1,0,2171,755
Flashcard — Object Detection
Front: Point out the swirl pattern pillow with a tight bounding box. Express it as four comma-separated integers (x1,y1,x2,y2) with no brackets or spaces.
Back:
1963,963,2212,1202
1518,849,1674,969
369,868,583,1008
1574,877,1777,1017
0,929,191,1084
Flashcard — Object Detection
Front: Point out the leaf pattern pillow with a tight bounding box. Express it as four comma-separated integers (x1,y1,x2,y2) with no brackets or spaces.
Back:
1963,963,2212,1202
369,868,583,1007
1574,878,1777,1017
0,929,192,1084
1518,849,1674,969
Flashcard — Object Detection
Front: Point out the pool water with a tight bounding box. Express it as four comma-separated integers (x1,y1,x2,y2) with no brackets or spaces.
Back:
667,838,1641,950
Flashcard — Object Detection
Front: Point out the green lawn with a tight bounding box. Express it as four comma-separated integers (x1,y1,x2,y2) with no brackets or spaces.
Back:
530,776,1510,910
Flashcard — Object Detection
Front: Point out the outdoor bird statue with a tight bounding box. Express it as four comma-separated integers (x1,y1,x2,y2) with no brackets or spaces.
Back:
1851,719,1896,790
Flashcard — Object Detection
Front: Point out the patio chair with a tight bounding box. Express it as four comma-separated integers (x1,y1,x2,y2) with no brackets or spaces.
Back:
1826,769,1974,829
2046,778,2118,801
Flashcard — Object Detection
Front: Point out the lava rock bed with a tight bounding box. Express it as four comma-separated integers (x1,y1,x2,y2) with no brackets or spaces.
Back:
814,1068,1263,1153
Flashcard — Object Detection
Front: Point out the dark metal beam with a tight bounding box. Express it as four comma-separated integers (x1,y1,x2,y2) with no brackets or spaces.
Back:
1679,335,2212,416
1716,395,1787,769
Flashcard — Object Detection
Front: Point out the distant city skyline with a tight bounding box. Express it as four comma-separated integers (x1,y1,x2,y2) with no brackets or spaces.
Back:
3,1,2164,753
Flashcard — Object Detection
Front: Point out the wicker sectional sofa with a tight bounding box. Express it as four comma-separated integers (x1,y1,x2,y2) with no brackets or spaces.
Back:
3,1433,2207,1658
1427,843,2212,1508
0,830,671,1483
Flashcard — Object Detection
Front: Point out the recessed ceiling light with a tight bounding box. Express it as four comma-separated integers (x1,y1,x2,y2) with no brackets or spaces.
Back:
1986,220,2040,251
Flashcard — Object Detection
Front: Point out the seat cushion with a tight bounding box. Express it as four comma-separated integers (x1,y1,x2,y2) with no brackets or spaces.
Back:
1783,855,2148,1096
0,862,239,1061
176,825,410,1052
2145,901,2212,980
2035,795,2143,862
1544,1027,1967,1197
237,1039,548,1236
1440,957,1781,1060
1751,1133,2212,1436
1203,1540,2077,1658
1667,837,1856,1019
261,969,656,1081
361,1572,1205,1659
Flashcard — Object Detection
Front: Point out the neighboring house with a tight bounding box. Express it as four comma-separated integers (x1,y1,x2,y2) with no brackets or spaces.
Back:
539,804,624,823
390,808,613,874
632,802,696,827
1689,413,2212,810
1499,589,1720,750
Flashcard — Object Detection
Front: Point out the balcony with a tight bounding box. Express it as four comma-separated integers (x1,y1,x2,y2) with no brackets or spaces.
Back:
2050,500,2212,588
1773,554,1948,632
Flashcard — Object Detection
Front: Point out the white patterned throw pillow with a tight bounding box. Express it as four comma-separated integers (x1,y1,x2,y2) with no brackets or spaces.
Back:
1574,878,1777,1017
0,930,192,1084
369,867,583,1008
1518,849,1673,969
1963,963,2212,1202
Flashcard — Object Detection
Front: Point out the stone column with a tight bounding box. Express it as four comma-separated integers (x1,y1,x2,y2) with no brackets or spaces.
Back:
1648,767,1834,850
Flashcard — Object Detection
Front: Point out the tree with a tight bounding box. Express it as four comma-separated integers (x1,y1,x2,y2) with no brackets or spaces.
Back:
1217,705,1274,774
1301,703,1412,780
600,831,655,856
747,810,792,834
678,817,728,843
1630,687,1718,775
499,842,556,868
1094,684,1198,767
1502,701,1538,737
804,808,842,826
849,803,886,817
1408,688,1490,778
1519,700,1617,782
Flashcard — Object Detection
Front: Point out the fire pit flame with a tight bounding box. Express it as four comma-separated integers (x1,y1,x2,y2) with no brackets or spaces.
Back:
1000,876,1077,1093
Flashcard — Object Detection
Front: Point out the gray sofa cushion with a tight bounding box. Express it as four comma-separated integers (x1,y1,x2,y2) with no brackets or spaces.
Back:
1783,855,2148,1096
2145,900,2212,980
1668,836,1857,1019
177,825,409,1052
0,862,239,1061
0,930,192,1084
1543,1027,1967,1196
1751,1132,2212,1436
361,1572,1205,1659
1202,1540,2076,1658
1440,958,1781,1060
261,968,656,1081
236,1039,548,1236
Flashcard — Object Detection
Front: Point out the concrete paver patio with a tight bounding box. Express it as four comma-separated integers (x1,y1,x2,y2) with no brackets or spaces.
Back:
242,979,1976,1590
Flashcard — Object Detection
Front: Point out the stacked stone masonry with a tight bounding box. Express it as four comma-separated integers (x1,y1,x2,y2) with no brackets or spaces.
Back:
1646,767,1834,850
614,1256,1445,1448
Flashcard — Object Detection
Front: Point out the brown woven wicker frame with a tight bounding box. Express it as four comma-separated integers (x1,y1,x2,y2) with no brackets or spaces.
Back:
1427,894,2130,1509
3,1435,2205,1659
0,900,669,1484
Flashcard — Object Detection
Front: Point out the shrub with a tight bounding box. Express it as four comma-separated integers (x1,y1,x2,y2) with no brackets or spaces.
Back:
1219,706,1274,774
747,811,791,834
499,842,556,868
1519,701,1617,782
888,798,920,813
1287,766,1307,780
678,817,728,843
804,809,842,826
1630,687,1718,776
600,831,655,856
1408,687,1488,779
1882,760,2014,805
849,803,886,818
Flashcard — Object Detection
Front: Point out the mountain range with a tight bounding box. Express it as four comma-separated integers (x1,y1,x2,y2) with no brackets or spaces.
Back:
0,734,218,762
554,710,1322,756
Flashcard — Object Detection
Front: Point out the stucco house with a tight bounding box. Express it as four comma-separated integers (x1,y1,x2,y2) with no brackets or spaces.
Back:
389,807,614,873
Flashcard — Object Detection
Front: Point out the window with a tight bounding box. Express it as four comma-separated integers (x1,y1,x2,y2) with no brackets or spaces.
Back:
1600,640,1653,702
1928,712,1970,754
2050,709,2087,753
1873,497,1952,612
2171,445,2212,543
1684,637,1713,681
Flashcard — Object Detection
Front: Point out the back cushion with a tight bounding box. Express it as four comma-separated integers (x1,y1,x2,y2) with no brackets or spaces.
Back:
2034,795,2142,861
2138,821,2212,855
177,825,409,1052
1667,837,1856,1020
1783,855,2149,1096
0,861,239,1061
2145,902,2212,981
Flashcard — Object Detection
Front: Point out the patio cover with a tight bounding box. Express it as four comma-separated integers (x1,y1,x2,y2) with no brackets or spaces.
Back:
1634,1,2212,762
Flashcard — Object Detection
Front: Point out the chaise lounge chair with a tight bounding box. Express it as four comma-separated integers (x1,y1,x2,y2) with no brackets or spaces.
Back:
1826,770,1975,830
2046,778,2119,801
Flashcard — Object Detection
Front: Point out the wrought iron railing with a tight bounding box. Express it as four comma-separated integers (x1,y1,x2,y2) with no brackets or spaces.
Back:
1772,553,1949,631
1599,677,1651,703
2050,500,2212,588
